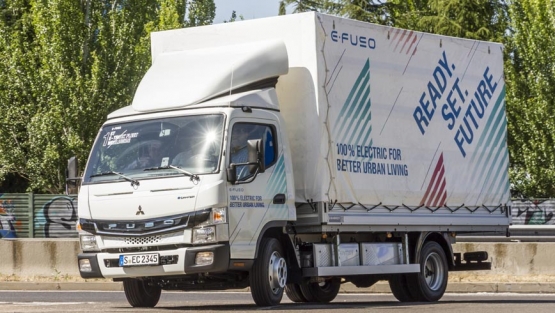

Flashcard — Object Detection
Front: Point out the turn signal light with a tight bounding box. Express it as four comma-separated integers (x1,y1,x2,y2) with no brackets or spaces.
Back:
79,259,92,272
195,252,214,265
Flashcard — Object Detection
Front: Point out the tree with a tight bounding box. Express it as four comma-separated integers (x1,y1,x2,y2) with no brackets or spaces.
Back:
185,0,215,27
223,10,244,23
0,0,214,193
504,0,555,197
416,0,508,42
279,0,323,13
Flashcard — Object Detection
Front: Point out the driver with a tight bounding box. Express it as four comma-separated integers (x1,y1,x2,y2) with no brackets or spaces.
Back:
126,141,162,170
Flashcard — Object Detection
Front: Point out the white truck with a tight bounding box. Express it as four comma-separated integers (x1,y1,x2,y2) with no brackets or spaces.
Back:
71,12,510,307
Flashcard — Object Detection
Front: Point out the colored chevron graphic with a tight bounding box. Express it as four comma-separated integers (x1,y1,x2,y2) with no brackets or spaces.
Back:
420,153,447,207
264,154,288,219
333,59,373,162
465,86,510,205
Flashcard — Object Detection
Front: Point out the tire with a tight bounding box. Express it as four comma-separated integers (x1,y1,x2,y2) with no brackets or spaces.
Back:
123,279,162,308
409,241,449,302
388,274,418,302
285,283,308,302
249,237,287,306
299,277,341,303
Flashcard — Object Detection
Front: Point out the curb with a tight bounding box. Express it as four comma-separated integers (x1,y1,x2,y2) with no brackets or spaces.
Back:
2,281,555,293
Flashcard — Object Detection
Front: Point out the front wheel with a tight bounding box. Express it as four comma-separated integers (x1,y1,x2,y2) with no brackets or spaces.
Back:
409,241,448,302
249,237,287,306
123,278,162,307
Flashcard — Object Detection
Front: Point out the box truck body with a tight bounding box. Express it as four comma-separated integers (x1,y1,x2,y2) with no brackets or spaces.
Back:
74,12,510,307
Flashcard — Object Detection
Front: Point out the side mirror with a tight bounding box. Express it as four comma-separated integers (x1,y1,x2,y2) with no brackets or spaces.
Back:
66,156,81,194
67,156,79,180
227,139,265,185
248,139,265,174
226,164,237,183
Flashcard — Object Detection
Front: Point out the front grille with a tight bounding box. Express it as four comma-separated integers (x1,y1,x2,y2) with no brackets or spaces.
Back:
125,235,162,245
102,231,185,249
80,209,211,235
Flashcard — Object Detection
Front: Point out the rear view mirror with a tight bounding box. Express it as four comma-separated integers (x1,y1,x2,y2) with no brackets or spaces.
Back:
66,156,81,194
67,156,79,180
248,139,265,174
227,139,266,185
226,165,237,183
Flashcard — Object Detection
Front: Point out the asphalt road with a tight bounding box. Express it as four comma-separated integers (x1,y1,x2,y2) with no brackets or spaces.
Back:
0,291,554,312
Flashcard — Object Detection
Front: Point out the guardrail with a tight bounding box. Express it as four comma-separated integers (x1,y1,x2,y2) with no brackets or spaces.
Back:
0,193,78,239
512,199,555,225
1,194,554,239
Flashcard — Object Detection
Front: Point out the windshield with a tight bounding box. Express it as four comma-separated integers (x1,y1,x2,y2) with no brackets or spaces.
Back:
83,114,225,184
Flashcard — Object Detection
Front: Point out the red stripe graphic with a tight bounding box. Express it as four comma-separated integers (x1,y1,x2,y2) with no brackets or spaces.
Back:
406,33,418,55
390,29,402,47
431,178,446,207
393,30,407,52
399,31,413,54
420,153,448,207
390,30,419,55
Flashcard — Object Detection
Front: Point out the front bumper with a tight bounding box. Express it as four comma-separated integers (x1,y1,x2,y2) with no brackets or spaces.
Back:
78,244,229,279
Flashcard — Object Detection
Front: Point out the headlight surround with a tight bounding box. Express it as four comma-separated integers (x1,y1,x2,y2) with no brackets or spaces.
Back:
80,234,99,251
192,226,216,244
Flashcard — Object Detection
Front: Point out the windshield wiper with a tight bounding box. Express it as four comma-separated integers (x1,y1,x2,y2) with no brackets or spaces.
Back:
144,165,200,181
90,171,140,187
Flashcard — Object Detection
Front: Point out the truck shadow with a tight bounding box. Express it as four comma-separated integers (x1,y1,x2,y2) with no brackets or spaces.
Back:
151,299,555,311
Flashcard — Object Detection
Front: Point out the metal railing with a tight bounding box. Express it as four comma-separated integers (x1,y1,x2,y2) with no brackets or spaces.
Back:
2,194,555,239
0,193,78,239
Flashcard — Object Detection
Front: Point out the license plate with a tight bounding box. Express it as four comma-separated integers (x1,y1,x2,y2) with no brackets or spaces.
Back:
119,253,160,267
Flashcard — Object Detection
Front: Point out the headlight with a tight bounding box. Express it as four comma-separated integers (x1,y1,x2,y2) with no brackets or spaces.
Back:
80,235,99,251
78,218,96,233
192,226,216,244
211,207,227,224
190,207,227,228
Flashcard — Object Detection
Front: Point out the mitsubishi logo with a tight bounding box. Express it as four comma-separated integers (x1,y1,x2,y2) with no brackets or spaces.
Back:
136,205,145,215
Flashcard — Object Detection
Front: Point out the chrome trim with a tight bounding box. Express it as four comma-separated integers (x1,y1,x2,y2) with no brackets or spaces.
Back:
94,192,134,196
150,187,194,192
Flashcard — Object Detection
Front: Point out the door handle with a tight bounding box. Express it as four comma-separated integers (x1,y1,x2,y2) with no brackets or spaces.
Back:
273,193,286,204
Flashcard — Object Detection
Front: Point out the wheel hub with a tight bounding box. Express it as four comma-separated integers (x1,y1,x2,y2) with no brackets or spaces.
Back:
424,252,443,291
268,251,287,293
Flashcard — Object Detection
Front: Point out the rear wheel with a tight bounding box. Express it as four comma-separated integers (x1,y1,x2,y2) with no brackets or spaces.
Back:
299,277,341,303
409,241,448,302
249,237,287,306
388,274,418,302
285,283,308,302
123,279,161,308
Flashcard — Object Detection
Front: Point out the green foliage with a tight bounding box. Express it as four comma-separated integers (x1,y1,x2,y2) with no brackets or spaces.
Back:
504,0,555,197
279,0,331,14
0,0,214,193
223,10,244,23
306,0,508,40
417,0,508,42
185,0,215,27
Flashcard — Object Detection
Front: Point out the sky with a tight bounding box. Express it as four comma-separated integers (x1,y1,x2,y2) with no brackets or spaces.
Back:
213,0,282,24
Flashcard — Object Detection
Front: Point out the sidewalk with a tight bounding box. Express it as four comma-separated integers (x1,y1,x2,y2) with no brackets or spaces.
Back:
1,281,555,293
